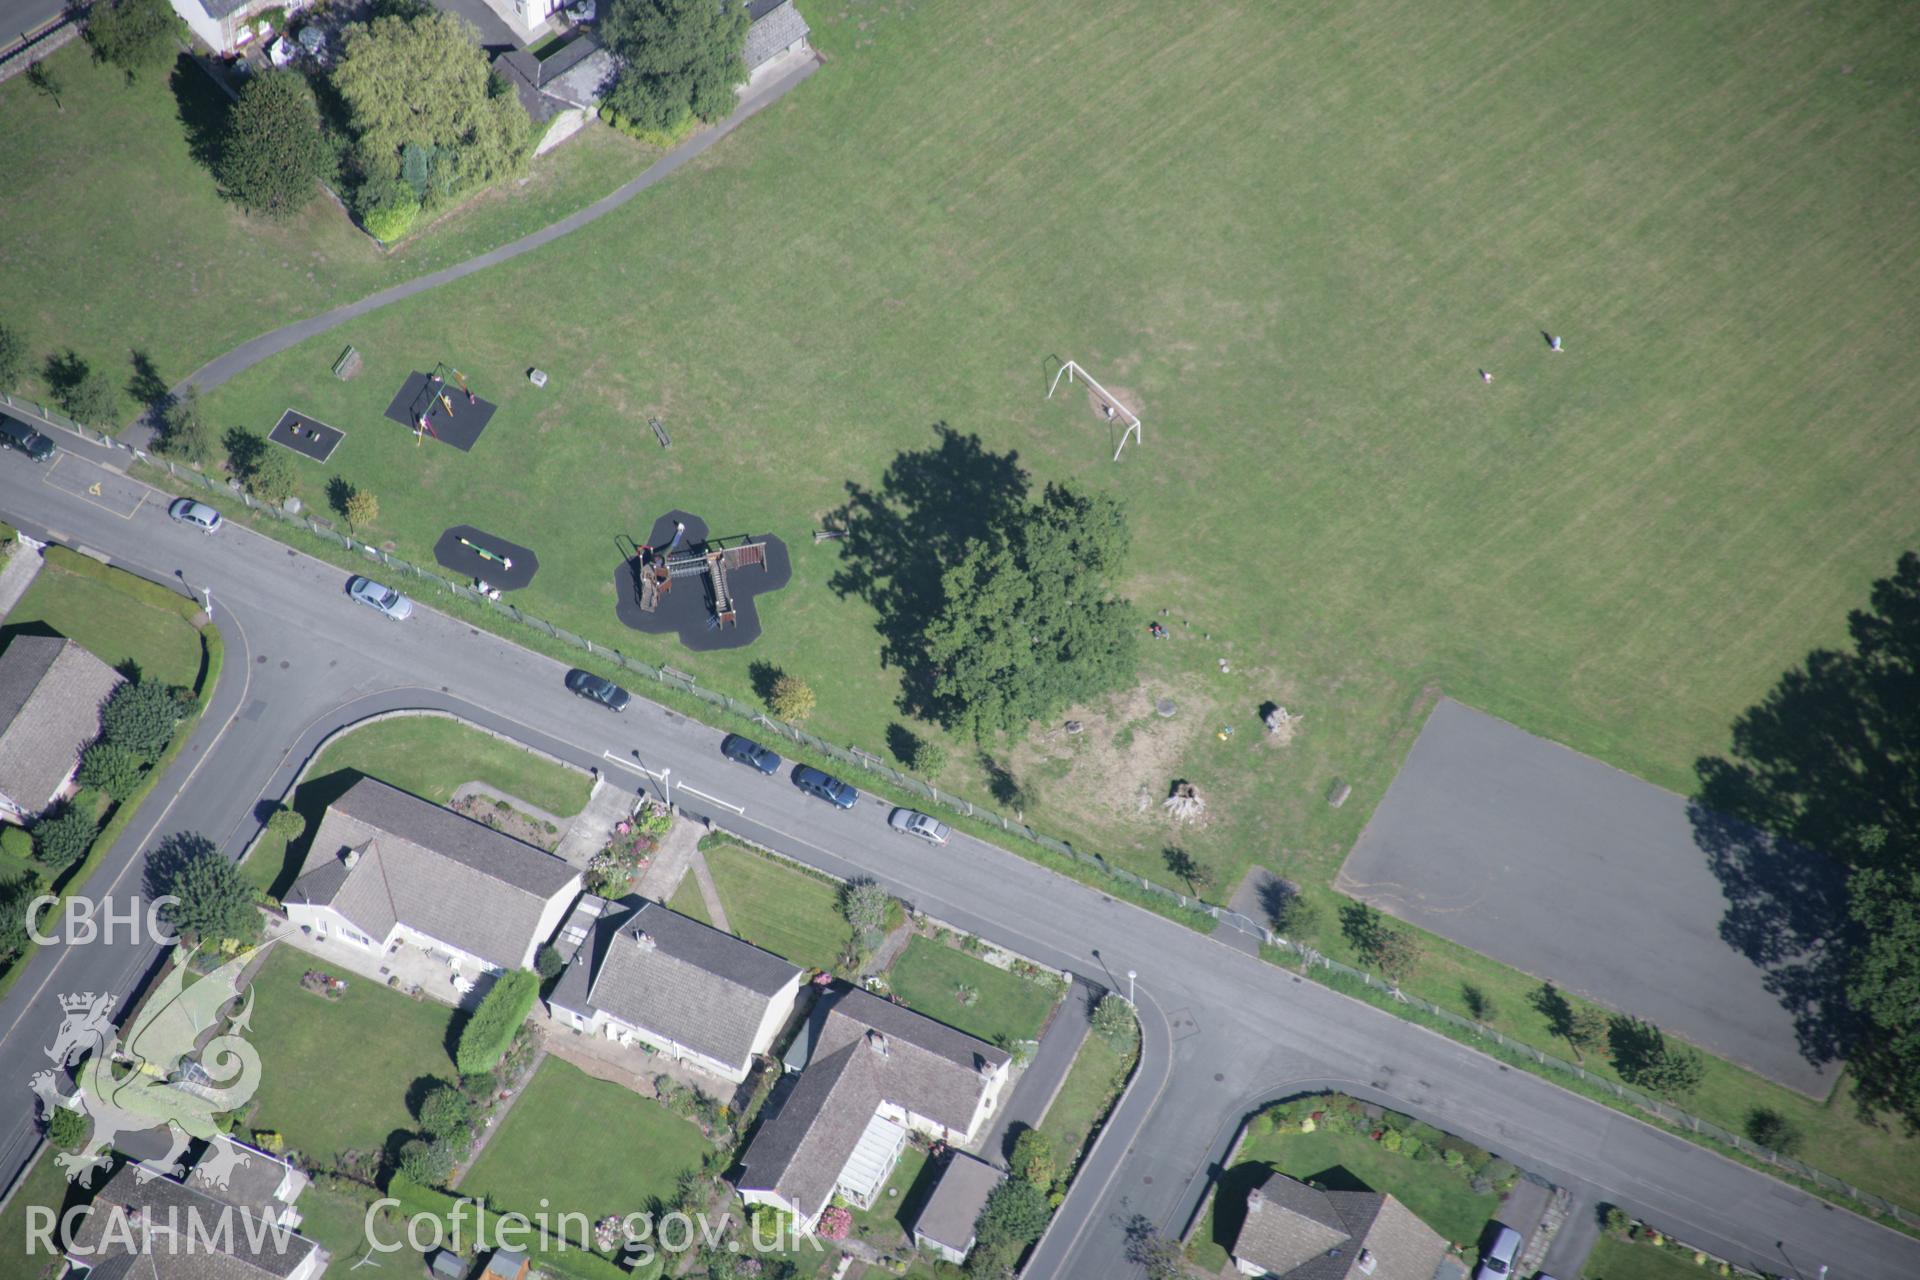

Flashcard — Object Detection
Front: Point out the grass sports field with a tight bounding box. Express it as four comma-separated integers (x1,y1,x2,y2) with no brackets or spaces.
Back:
199,0,1920,907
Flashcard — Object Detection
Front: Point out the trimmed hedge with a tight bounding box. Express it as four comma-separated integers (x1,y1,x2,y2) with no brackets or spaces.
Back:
454,969,539,1075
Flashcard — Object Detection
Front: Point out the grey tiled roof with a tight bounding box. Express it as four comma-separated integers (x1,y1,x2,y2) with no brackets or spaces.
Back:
0,634,123,813
912,1151,1003,1251
744,0,808,69
738,984,1008,1220
287,778,579,969
549,898,799,1068
72,1162,320,1280
187,1138,305,1218
1232,1174,1449,1280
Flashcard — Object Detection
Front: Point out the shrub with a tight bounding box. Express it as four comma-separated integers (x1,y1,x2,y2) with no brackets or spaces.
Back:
32,807,96,869
396,1137,453,1186
47,1106,87,1150
157,387,212,466
252,1130,284,1153
84,0,179,78
102,680,183,758
1380,1128,1403,1152
768,673,816,722
150,832,260,946
1090,994,1138,1049
1482,1158,1517,1189
910,739,948,778
417,1081,472,1142
1,825,34,863
974,1176,1050,1251
249,449,296,505
1400,1135,1424,1160
1604,1205,1631,1236
455,970,539,1074
265,806,306,841
838,877,893,950
1442,1148,1466,1168
78,742,144,803
1011,1129,1057,1189
816,1205,851,1241
535,942,564,980
361,183,421,243
1745,1107,1803,1156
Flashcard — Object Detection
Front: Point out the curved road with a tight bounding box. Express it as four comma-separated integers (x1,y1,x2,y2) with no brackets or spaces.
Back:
1,436,1917,1280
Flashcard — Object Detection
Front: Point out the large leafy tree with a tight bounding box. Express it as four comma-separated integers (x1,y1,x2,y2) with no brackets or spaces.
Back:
331,10,530,207
147,833,259,947
84,0,179,80
923,483,1137,739
102,680,184,759
1693,551,1920,1124
601,0,746,132
217,70,330,219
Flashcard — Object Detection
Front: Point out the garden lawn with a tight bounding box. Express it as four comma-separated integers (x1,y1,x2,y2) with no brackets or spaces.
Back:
0,40,661,410
245,945,458,1163
1581,1235,1723,1280
884,937,1058,1046
667,874,713,924
1,560,201,687
0,1149,78,1280
700,836,850,972
1191,1125,1500,1270
460,1058,709,1242
846,1144,930,1249
244,713,589,894
1038,1031,1136,1169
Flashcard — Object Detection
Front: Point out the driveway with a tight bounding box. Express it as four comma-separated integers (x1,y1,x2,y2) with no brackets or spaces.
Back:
1337,698,1838,1096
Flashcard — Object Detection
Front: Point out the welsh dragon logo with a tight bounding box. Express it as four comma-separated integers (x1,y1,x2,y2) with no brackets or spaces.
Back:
30,947,266,1188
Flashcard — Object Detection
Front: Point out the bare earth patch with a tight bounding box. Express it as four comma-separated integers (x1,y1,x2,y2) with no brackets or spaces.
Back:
1010,678,1208,827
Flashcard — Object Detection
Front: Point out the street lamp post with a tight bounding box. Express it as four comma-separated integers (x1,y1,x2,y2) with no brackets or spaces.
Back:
201,586,214,621
1127,969,1137,1005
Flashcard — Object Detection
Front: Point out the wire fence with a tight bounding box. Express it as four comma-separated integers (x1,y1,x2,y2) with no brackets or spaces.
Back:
94,446,1920,1233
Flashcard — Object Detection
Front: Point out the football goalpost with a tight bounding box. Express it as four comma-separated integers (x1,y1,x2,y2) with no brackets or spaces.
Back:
1047,360,1143,462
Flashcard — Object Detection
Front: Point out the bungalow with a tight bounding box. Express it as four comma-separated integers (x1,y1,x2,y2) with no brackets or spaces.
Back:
283,777,581,977
736,985,1011,1232
492,34,618,155
0,634,123,823
185,1136,309,1232
743,0,810,80
548,897,802,1083
911,1150,1004,1264
1230,1172,1453,1280
64,1157,325,1280
168,0,308,55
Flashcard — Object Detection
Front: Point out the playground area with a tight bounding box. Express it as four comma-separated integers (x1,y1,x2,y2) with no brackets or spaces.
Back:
269,409,344,463
612,510,791,651
433,524,540,592
382,366,497,451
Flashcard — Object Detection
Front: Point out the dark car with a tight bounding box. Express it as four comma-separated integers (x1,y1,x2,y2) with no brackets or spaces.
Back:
720,734,781,775
0,417,54,462
792,764,858,810
565,669,631,712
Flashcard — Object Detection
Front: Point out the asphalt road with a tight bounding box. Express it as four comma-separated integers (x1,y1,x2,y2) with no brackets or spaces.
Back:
0,0,65,48
1338,697,1836,1096
1,436,1917,1280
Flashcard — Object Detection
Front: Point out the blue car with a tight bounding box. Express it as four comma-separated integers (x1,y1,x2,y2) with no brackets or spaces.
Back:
792,764,858,810
721,734,782,775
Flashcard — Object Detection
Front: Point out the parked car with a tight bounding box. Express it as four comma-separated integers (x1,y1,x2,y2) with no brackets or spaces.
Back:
167,498,223,533
1472,1225,1523,1280
565,669,631,712
720,734,781,775
792,764,858,810
0,417,54,462
887,808,950,845
347,575,413,620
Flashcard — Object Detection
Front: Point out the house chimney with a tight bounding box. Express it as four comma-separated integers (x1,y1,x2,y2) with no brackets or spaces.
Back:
341,843,363,869
1357,1249,1378,1275
630,928,656,952
866,1029,889,1057
1246,1188,1264,1213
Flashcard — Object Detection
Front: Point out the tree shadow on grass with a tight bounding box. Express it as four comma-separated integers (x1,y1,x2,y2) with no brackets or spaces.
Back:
169,53,228,175
254,768,365,898
44,350,90,403
128,350,171,420
827,423,1030,720
1689,551,1919,1090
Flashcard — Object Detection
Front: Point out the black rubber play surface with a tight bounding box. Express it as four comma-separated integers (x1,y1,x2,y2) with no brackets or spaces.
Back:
612,510,792,652
383,372,497,452
269,410,344,463
433,525,539,590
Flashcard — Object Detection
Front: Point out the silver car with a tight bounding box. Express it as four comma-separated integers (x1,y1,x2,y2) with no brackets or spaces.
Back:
167,498,223,533
1473,1225,1522,1280
888,808,951,846
347,575,413,620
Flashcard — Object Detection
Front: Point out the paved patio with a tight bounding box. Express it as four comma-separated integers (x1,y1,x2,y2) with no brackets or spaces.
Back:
269,918,500,1010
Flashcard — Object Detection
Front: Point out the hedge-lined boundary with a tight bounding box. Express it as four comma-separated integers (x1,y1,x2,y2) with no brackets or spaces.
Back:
0,549,225,1006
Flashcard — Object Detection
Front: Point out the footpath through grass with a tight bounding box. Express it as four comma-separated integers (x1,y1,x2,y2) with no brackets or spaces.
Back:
460,1058,709,1244
244,712,590,895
